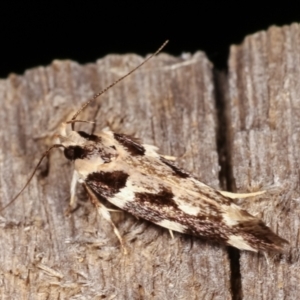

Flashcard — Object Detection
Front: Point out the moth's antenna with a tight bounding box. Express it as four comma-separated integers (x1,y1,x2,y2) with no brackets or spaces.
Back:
2,41,169,211
70,40,169,126
0,144,65,212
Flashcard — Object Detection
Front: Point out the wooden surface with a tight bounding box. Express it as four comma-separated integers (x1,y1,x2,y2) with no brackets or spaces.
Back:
0,23,299,299
226,23,300,299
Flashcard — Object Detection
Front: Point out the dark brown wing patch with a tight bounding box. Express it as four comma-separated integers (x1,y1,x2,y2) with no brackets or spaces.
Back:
78,131,101,142
86,171,129,198
114,133,145,156
232,219,288,252
160,157,190,178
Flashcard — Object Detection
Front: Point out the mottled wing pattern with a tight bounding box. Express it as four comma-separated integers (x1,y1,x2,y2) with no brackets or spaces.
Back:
63,129,288,252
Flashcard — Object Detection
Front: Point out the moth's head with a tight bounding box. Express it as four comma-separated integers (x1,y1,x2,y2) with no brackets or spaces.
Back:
56,122,118,163
56,122,88,147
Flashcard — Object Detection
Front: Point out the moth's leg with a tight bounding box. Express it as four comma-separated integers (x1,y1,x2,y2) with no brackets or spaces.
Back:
219,190,266,199
84,184,127,255
160,155,176,161
65,171,80,216
107,209,122,212
69,170,79,208
263,252,270,265
169,229,174,239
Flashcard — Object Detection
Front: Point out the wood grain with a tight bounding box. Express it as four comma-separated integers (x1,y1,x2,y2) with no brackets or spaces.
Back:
0,51,231,298
225,23,300,299
1,23,299,299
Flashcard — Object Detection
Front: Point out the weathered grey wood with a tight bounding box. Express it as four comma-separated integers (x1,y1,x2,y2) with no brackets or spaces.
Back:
2,23,300,300
226,23,300,299
0,51,232,298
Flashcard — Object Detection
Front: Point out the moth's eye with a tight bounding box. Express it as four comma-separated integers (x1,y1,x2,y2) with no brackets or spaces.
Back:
64,146,84,160
64,147,75,160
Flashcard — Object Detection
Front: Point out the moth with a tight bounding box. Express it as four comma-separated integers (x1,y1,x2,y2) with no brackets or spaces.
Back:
6,41,288,254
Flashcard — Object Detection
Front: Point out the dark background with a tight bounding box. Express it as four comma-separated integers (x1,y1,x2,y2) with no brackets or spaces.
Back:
1,3,299,78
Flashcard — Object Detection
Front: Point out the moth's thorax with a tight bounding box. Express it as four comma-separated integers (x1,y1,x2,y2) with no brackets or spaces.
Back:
56,123,121,177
